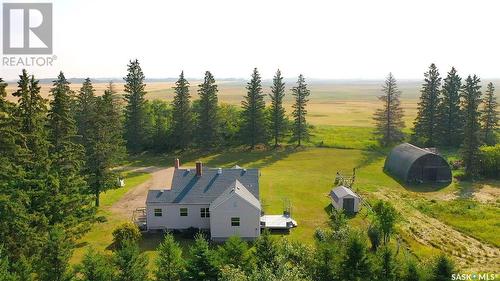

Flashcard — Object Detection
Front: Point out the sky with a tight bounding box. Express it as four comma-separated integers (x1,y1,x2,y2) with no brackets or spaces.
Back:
1,0,499,80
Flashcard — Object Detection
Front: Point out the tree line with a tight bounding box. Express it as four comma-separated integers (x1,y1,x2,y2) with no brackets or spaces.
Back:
122,60,310,152
373,64,498,178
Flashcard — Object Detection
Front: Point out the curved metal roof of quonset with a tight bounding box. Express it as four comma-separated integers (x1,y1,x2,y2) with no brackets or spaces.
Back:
384,143,437,181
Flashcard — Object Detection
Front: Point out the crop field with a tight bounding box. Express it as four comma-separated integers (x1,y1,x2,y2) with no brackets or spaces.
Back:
19,79,496,272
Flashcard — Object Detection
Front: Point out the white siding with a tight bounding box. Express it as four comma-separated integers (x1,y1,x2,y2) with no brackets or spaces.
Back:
210,194,261,241
146,203,211,230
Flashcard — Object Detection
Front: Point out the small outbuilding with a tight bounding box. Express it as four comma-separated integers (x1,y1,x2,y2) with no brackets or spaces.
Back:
329,185,361,213
384,143,452,184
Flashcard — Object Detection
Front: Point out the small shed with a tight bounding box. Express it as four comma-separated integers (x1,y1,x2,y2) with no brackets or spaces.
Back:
329,185,360,213
384,143,452,184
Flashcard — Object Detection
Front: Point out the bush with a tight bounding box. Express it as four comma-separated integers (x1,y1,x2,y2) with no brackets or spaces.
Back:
112,222,141,249
479,144,500,178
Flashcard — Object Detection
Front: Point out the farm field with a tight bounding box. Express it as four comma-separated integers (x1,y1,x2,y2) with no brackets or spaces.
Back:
52,80,500,272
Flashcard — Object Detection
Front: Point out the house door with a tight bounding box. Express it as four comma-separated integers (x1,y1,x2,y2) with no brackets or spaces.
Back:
343,198,355,213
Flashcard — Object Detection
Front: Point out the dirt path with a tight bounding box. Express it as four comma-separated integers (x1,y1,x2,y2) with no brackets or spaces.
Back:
110,166,174,217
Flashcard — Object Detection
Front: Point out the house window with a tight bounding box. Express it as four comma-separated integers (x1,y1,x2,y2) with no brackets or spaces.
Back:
200,208,210,218
180,208,188,217
231,217,240,227
154,208,162,217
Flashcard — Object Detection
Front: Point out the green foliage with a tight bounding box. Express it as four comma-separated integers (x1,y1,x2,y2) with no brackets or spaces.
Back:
291,74,310,146
340,233,372,281
124,59,149,153
241,68,267,148
155,233,185,281
218,103,241,145
461,75,483,178
481,82,498,145
112,223,141,249
313,242,339,281
39,226,72,281
375,246,398,281
367,224,381,251
402,259,422,281
413,63,442,146
372,200,398,244
147,100,172,151
431,255,454,281
254,230,279,270
219,265,248,281
479,144,500,178
185,233,219,281
269,69,287,147
114,240,149,281
172,71,193,150
437,67,463,147
84,81,126,206
216,236,251,271
77,249,115,281
197,71,220,147
373,73,405,146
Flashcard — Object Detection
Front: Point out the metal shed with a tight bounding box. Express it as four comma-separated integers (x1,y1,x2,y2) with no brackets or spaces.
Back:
329,185,361,213
384,143,452,184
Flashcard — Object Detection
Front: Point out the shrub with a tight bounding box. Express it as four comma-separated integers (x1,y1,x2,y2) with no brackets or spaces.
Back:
479,144,500,178
112,222,141,249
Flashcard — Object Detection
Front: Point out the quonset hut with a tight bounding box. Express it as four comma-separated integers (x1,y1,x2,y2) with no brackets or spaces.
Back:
384,143,452,184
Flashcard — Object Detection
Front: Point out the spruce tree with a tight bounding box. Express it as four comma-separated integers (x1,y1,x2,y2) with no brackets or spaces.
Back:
79,249,116,281
241,68,267,148
341,234,372,281
171,71,193,150
437,67,463,147
197,71,220,148
461,75,482,178
39,226,72,281
413,63,442,146
217,236,251,271
376,246,398,281
373,73,405,146
114,240,149,281
76,78,96,148
269,69,287,147
481,82,498,145
431,255,454,281
123,59,148,153
291,74,310,146
86,82,126,206
155,233,184,281
48,72,95,239
13,70,48,156
185,233,219,281
254,230,279,270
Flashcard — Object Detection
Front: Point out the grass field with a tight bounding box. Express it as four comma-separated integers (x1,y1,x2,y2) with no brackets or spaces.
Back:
54,79,500,272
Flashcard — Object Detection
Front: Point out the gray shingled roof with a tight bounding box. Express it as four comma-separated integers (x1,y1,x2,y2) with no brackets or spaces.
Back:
210,180,261,210
147,168,259,204
330,185,359,203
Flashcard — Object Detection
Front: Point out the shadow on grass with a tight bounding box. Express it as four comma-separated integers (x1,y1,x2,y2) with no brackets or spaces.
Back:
201,146,299,169
356,149,386,168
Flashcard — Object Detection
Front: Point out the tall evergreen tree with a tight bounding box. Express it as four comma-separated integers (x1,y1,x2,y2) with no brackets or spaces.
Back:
341,234,372,281
75,78,96,147
47,72,94,238
13,69,48,156
114,240,149,281
376,246,398,281
217,236,251,271
413,63,442,146
481,82,498,145
461,75,482,178
39,226,72,281
241,68,267,148
431,255,454,281
185,233,219,281
86,82,126,206
78,249,116,281
197,71,220,148
155,233,184,281
437,67,463,147
254,230,279,270
171,71,193,149
123,59,148,153
269,69,287,147
373,73,405,146
291,74,310,146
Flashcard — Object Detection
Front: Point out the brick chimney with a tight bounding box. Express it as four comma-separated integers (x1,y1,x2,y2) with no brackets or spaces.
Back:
196,161,202,177
174,158,180,169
